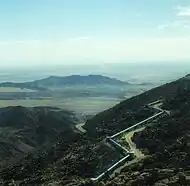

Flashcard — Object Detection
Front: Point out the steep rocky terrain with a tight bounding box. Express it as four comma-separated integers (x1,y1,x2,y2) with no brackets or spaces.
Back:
0,75,190,185
85,106,155,138
0,106,76,165
104,77,190,185
0,107,121,185
85,75,190,137
0,136,121,185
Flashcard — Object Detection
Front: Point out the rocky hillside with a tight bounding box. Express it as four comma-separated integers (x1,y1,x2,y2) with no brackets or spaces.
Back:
0,107,122,185
0,75,190,185
105,79,190,186
0,136,121,185
0,106,76,165
84,75,190,138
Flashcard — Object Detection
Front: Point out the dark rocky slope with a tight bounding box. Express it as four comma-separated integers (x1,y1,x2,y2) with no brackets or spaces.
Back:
85,75,190,138
0,107,121,185
1,75,190,185
0,134,121,185
104,78,190,185
0,106,76,164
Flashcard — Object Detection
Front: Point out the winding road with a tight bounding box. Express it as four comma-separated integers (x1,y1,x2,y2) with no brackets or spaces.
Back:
125,127,145,159
75,99,170,182
75,123,86,133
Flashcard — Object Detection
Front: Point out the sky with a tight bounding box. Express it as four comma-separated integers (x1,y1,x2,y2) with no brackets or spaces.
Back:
0,0,190,66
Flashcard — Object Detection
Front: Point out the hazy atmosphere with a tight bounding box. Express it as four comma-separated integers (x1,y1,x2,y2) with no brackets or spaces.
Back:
0,0,190,116
0,1,190,186
0,0,190,66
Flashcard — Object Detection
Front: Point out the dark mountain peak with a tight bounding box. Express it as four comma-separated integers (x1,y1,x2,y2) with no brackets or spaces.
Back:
0,74,129,91
88,74,106,78
45,74,123,81
87,74,118,80
32,74,129,87
185,74,190,79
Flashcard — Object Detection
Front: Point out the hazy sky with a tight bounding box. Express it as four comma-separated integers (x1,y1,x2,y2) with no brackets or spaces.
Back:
0,0,190,66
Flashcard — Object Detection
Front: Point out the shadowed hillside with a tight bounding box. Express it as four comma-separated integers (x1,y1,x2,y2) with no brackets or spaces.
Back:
84,75,190,138
104,76,190,185
0,106,76,164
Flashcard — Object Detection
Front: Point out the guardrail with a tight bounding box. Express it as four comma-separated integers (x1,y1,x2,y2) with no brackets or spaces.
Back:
148,99,163,106
110,111,164,139
90,154,130,181
107,137,130,154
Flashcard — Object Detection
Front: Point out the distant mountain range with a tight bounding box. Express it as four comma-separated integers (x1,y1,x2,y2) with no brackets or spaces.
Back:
0,75,129,90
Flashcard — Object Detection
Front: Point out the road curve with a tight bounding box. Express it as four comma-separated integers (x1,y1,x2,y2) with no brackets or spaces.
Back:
75,123,86,133
125,127,145,159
